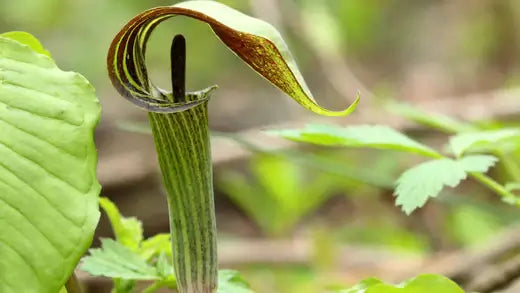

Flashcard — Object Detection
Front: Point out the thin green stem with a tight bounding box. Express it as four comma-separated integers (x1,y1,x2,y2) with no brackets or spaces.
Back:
470,172,518,202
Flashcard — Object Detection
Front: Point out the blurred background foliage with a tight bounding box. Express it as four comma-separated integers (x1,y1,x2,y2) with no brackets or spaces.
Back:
1,0,520,292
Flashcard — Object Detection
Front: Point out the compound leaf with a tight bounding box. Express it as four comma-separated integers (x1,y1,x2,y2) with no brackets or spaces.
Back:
0,33,100,293
395,155,497,214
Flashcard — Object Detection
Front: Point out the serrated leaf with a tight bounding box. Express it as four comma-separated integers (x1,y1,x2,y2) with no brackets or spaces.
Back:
218,270,255,293
83,244,252,292
100,197,143,251
449,129,520,157
395,155,498,214
81,239,159,280
335,274,464,293
108,0,359,115
271,124,440,157
458,155,499,173
0,33,100,293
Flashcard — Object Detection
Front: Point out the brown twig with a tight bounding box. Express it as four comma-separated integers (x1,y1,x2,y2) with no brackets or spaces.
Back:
466,255,520,293
65,271,83,293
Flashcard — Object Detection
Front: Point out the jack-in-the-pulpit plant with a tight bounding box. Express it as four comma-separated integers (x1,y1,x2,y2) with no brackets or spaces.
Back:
107,1,359,292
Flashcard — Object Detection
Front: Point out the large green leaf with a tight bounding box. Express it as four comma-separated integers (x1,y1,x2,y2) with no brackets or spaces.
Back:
0,33,101,292
336,274,464,293
395,155,498,214
271,124,440,158
107,0,359,116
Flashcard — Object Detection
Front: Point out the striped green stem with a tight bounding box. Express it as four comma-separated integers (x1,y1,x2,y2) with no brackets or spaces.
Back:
149,92,217,293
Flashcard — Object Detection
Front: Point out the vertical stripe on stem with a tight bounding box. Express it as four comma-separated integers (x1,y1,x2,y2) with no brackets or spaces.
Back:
148,95,217,292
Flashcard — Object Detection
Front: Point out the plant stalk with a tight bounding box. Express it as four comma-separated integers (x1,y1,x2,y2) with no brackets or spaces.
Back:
148,35,218,293
471,172,518,203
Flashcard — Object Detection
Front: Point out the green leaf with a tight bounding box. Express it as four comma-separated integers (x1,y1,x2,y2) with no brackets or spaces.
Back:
100,197,143,251
139,233,172,261
449,129,520,157
253,154,301,208
107,0,359,116
82,241,252,292
395,155,498,214
457,155,500,173
0,34,101,293
156,253,175,279
113,279,137,293
218,154,337,236
81,239,159,280
387,102,477,134
100,197,171,260
336,275,464,293
271,124,440,158
0,31,51,57
218,270,254,293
